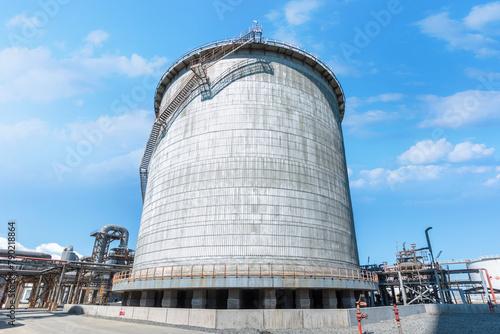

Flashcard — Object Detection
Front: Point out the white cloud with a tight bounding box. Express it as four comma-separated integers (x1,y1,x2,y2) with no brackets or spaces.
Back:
5,13,39,28
485,173,500,186
0,45,167,102
0,237,82,260
398,138,453,165
85,30,110,47
456,166,493,174
0,118,50,143
350,178,365,188
272,26,302,46
343,109,399,129
416,11,498,57
448,142,495,162
284,0,319,25
265,9,280,22
0,110,151,184
348,93,403,108
419,90,500,128
464,2,500,31
398,139,495,165
81,149,143,182
57,109,151,144
328,56,377,77
352,165,447,188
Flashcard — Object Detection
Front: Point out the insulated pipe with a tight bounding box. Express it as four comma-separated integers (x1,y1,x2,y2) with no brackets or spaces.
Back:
100,225,129,248
96,225,129,263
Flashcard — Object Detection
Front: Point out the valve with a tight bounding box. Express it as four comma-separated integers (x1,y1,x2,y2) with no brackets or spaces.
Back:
393,304,403,334
488,301,496,315
356,294,368,334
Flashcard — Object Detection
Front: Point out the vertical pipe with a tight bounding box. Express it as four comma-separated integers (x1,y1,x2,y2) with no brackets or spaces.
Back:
51,264,66,310
425,227,445,304
398,271,407,305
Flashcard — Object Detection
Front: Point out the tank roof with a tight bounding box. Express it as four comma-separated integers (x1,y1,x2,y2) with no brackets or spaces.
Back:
154,39,346,121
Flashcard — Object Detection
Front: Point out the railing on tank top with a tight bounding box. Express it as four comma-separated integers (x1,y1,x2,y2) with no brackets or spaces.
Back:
112,264,378,284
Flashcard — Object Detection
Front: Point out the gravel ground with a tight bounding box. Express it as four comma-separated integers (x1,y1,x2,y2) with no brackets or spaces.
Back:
215,313,500,334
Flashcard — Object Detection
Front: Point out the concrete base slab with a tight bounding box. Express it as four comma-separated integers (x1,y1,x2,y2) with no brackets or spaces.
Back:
63,303,494,330
217,310,264,329
167,308,190,325
264,309,303,329
148,308,168,323
132,307,150,320
105,306,122,318
121,306,135,319
303,309,349,328
188,309,216,328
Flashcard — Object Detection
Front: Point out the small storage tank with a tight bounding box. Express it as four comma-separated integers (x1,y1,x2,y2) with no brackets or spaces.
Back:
114,26,377,309
467,256,500,290
61,245,80,261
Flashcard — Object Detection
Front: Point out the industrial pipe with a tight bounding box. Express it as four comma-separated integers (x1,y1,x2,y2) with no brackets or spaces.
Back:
100,225,129,248
356,294,368,334
96,225,129,263
447,268,497,304
393,304,403,334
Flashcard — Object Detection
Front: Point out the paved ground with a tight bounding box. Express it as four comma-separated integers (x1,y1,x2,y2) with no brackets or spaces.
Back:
0,309,209,334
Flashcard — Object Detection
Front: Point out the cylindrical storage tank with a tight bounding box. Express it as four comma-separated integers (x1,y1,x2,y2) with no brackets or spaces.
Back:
114,34,377,308
467,257,500,290
137,48,357,270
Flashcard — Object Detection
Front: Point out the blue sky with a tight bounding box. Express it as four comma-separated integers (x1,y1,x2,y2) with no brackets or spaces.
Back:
0,0,499,264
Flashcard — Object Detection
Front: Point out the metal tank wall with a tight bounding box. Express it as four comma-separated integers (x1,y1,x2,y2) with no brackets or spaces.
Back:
133,48,359,272
467,257,500,290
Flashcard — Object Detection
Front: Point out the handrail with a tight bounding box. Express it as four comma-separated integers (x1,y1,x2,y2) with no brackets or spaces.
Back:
154,32,345,120
112,264,378,285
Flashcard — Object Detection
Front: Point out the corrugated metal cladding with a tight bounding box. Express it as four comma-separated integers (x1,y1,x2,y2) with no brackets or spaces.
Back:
133,48,360,273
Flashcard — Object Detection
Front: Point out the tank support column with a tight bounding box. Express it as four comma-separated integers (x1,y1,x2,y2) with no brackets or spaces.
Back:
206,290,217,309
342,290,356,308
322,289,338,308
192,289,207,308
162,290,177,308
140,290,155,307
263,289,276,309
227,289,242,309
295,289,311,309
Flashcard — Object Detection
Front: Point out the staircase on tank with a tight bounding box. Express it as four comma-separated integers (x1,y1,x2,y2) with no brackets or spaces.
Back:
140,24,263,200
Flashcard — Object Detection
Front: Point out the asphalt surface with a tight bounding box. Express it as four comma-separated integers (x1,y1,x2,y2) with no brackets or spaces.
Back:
0,309,209,334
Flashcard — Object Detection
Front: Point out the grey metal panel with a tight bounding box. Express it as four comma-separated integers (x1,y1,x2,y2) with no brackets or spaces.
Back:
131,48,359,289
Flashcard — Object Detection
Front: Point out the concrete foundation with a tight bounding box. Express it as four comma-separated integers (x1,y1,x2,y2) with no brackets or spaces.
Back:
65,303,493,330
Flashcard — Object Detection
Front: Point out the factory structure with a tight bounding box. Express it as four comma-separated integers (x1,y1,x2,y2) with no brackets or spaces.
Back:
2,26,497,324
0,225,134,310
111,24,378,309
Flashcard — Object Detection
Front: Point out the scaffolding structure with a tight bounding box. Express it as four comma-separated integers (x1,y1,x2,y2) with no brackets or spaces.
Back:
363,243,497,306
0,255,131,311
1,226,134,310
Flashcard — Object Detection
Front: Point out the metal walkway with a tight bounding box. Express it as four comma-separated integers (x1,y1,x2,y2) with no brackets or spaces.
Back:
140,24,263,200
